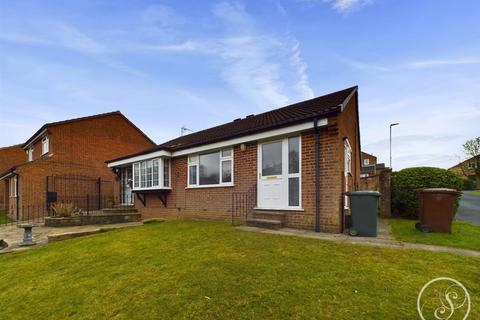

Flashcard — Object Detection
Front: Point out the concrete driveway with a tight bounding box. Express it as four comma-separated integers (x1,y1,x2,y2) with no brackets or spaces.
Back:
456,191,480,225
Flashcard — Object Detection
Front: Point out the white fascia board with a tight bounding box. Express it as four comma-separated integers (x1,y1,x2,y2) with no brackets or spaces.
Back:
0,171,16,181
107,150,172,167
23,129,48,150
172,119,328,157
340,87,357,112
107,119,328,167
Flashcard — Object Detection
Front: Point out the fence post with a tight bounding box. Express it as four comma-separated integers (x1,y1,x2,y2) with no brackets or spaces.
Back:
87,194,90,215
97,177,101,210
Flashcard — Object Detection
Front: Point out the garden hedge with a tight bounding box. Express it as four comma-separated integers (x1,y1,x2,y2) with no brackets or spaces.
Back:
391,167,463,218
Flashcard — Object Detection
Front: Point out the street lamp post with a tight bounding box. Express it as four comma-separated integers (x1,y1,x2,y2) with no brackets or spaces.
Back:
390,123,399,169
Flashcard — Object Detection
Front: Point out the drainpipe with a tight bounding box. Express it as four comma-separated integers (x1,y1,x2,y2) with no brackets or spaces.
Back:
314,119,321,232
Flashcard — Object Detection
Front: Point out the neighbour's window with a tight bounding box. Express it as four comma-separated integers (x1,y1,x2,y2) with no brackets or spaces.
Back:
41,136,49,155
132,158,171,189
27,147,34,162
188,149,233,186
163,158,170,187
363,159,369,166
9,176,18,197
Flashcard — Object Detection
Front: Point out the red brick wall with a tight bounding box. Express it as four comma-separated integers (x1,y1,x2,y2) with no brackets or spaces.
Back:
134,122,356,233
0,144,25,207
11,114,155,219
361,152,377,166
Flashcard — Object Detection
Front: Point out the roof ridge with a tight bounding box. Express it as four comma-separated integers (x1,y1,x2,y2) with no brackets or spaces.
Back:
159,86,357,148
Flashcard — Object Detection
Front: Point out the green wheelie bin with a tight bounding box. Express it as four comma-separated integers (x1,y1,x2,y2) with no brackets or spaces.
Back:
346,191,380,237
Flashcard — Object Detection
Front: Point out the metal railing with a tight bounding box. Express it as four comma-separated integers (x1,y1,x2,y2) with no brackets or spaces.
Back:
0,194,135,227
231,185,257,226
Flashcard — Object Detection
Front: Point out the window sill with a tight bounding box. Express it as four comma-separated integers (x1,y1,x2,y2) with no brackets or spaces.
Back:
133,187,172,191
254,207,304,212
186,184,234,189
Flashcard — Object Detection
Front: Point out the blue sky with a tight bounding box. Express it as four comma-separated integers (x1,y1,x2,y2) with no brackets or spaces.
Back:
0,0,479,169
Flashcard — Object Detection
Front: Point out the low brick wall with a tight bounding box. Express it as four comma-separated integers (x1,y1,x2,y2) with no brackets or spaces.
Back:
45,212,141,227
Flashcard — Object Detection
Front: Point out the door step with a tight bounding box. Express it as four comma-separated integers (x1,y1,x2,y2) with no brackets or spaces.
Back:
246,218,283,230
252,210,286,223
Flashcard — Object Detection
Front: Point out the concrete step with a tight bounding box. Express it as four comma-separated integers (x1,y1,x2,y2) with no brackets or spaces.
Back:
246,218,283,230
252,210,286,222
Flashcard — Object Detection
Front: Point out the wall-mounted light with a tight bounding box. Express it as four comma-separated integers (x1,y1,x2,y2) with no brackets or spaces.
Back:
240,143,246,151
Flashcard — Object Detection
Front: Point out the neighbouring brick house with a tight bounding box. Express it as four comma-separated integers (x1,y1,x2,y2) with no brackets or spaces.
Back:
360,151,387,177
107,87,361,233
449,155,480,189
0,112,155,220
359,151,391,217
0,144,25,207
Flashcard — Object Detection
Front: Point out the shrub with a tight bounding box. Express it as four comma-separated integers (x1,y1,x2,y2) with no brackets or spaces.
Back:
52,203,76,217
463,179,476,191
391,167,463,219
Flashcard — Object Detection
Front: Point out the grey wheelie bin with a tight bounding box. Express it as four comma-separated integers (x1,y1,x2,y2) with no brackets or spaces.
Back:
346,191,380,237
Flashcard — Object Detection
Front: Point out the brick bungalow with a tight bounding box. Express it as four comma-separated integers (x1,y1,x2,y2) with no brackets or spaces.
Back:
107,86,361,233
0,111,155,220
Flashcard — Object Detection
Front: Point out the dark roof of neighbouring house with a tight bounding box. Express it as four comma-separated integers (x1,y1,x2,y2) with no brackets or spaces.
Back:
22,111,156,148
107,86,358,163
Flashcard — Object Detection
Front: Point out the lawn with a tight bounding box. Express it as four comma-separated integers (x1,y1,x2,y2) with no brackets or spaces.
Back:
0,221,479,319
0,210,12,224
389,218,480,251
466,190,480,196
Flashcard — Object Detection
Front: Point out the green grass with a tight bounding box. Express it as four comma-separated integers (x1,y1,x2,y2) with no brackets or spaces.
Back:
389,218,480,251
465,190,480,196
0,210,12,224
0,221,479,319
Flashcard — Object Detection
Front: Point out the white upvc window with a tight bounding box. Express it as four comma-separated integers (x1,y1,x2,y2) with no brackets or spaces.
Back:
363,159,369,166
27,147,34,162
41,136,49,155
344,139,352,209
132,158,171,190
187,148,233,187
9,176,18,197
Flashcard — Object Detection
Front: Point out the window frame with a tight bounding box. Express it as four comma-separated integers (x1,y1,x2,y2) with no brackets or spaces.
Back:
132,158,171,191
344,139,352,209
363,159,369,166
9,176,18,198
287,136,301,208
41,136,49,155
27,147,34,162
187,148,234,188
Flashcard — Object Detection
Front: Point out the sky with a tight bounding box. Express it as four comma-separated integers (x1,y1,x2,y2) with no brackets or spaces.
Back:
0,0,479,170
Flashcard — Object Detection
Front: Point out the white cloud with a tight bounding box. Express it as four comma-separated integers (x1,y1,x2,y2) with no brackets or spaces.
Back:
328,0,372,12
0,21,108,54
300,0,373,12
143,2,314,108
408,58,480,68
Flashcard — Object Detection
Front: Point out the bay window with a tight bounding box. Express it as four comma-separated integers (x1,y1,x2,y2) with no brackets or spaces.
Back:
132,158,171,189
188,149,233,187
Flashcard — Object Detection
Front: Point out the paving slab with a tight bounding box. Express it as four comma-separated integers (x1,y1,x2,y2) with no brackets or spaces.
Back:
236,225,480,258
0,222,143,254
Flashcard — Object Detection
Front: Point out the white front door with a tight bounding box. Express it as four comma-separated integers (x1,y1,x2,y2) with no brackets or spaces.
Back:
258,137,301,209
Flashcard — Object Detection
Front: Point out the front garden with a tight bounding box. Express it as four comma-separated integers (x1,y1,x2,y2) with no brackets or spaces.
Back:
0,220,479,319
